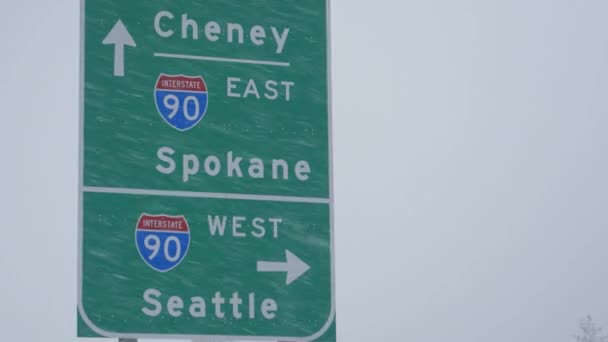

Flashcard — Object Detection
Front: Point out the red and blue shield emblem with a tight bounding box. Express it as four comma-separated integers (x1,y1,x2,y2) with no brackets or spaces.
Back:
135,214,190,272
154,74,208,131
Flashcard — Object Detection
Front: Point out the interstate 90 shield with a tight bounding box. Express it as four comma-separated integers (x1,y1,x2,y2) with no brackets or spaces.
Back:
135,214,190,272
154,74,208,131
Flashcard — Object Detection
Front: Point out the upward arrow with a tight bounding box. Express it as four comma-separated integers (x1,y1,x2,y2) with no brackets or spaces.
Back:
257,250,311,286
102,20,136,77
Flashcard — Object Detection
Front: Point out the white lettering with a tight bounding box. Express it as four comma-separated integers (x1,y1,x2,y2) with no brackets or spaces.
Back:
154,12,290,54
272,159,289,180
156,146,176,174
249,293,255,319
183,154,199,182
268,218,282,239
208,216,227,236
281,81,295,101
244,80,260,99
271,27,290,53
227,77,241,98
264,80,278,100
250,25,266,45
227,151,243,177
142,288,162,317
167,296,184,317
141,289,277,320
204,156,221,176
295,160,311,181
227,23,244,44
155,149,312,182
232,216,246,238
230,292,243,319
251,217,265,238
248,158,264,178
226,78,293,101
261,299,278,319
189,297,206,318
205,21,221,41
212,291,226,319
181,14,199,40
154,11,174,38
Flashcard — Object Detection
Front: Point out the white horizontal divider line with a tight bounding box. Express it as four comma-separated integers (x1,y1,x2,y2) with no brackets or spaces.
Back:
83,186,329,204
154,52,290,67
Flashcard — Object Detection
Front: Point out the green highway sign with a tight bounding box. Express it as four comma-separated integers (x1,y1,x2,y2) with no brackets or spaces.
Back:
77,0,335,340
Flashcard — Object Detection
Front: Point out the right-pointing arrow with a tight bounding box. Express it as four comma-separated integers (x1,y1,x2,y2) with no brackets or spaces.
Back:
257,250,310,285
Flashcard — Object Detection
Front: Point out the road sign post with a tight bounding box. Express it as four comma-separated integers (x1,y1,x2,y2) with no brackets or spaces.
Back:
78,0,335,341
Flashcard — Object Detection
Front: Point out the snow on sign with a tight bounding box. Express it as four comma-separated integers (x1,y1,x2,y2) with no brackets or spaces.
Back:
135,214,190,272
80,0,335,340
154,74,209,131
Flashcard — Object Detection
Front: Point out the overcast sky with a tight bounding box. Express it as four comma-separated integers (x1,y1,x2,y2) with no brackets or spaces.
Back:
2,0,608,341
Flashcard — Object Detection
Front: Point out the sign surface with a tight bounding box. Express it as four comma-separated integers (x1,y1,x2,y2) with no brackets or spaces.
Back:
78,0,334,340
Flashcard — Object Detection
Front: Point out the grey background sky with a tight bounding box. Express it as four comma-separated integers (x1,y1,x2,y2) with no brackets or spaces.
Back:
1,0,608,341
